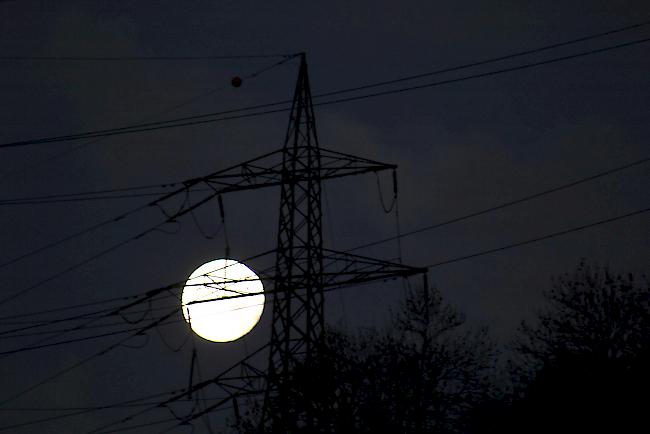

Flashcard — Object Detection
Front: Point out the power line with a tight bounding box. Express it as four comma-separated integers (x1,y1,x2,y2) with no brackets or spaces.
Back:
4,193,646,347
346,154,650,252
0,105,290,148
0,171,271,308
0,147,644,321
0,411,170,433
0,191,173,205
0,150,296,306
3,286,371,350
0,285,255,341
0,252,275,352
0,182,183,204
313,19,650,99
0,348,243,431
0,304,130,336
96,405,235,434
0,135,285,277
0,289,175,330
0,201,152,272
0,28,648,150
0,320,264,419
0,324,165,356
0,149,644,315
0,295,263,347
0,223,162,307
0,53,299,181
0,270,374,357
0,296,169,337
2,203,648,354
86,344,269,434
87,190,649,434
0,390,187,432
312,36,650,108
0,317,156,338
425,206,650,269
80,202,649,432
0,309,178,407
0,279,187,333
0,189,212,206
0,294,136,321
0,301,253,354
0,398,230,412
0,54,294,61
2,152,647,322
94,418,179,434
1,55,299,148
10,20,650,145
1,293,262,354
0,54,295,205
0,204,645,424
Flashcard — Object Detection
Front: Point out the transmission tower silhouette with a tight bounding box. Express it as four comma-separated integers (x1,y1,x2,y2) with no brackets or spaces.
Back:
261,53,326,428
110,53,426,432
258,53,426,431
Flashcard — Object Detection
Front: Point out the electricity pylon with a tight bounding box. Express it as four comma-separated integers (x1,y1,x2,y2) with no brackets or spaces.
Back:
258,53,427,431
260,54,326,430
108,53,425,432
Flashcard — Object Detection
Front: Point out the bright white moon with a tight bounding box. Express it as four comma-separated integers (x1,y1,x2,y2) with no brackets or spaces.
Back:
181,259,264,342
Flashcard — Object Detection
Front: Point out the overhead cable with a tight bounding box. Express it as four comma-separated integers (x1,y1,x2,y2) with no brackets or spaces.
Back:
423,206,650,269
1,28,649,149
0,309,178,408
2,152,648,322
4,204,648,353
346,155,650,252
0,54,294,61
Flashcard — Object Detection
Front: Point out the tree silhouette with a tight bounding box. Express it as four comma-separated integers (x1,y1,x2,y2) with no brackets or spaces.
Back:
385,283,496,433
517,260,650,369
240,283,496,433
469,261,650,434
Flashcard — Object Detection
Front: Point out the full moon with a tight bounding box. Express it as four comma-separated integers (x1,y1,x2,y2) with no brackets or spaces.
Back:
181,259,265,342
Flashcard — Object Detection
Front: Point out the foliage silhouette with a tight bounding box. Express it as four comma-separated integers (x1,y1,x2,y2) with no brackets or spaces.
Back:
469,261,650,434
233,261,649,433
517,260,650,368
238,284,496,433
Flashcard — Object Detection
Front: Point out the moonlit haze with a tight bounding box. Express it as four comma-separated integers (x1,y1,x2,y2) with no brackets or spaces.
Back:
181,259,264,342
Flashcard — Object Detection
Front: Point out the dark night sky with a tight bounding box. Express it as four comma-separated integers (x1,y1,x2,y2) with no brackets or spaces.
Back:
1,1,649,432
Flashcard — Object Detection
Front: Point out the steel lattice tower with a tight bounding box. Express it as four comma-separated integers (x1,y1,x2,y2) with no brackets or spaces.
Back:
261,53,325,431
97,53,427,434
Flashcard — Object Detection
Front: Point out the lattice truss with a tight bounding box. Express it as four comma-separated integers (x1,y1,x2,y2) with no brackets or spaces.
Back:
97,54,425,433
